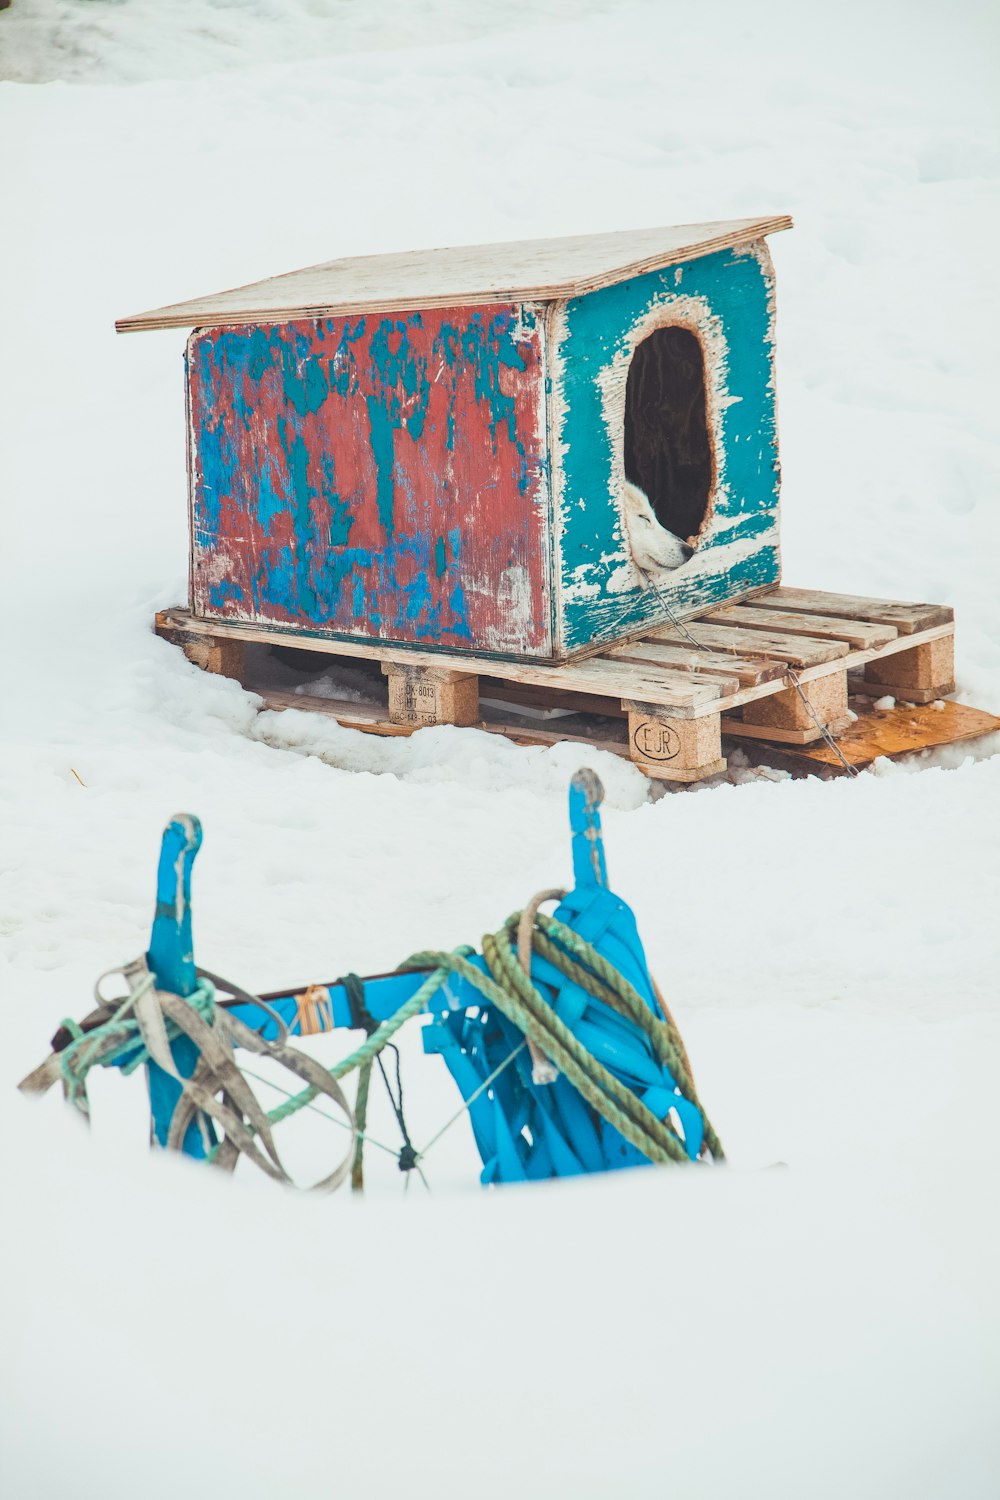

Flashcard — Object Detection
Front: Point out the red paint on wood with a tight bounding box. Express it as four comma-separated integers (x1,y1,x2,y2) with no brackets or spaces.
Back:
187,305,551,657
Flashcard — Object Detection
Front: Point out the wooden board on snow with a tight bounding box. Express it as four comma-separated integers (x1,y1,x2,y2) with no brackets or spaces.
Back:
764,700,1000,769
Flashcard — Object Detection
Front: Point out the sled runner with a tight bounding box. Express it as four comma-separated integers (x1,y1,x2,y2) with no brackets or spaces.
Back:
19,771,723,1190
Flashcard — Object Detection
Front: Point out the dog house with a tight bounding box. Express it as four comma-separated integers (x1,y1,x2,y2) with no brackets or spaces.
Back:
118,219,981,785
118,216,792,662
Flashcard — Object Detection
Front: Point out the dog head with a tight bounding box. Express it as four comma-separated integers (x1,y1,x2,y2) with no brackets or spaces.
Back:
622,480,695,573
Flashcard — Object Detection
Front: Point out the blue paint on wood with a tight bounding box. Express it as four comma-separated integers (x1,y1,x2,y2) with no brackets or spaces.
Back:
569,769,608,889
145,814,210,1157
189,305,551,655
186,244,783,662
554,246,781,654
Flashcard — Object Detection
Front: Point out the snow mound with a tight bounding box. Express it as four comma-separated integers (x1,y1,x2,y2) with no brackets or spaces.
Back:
0,0,613,84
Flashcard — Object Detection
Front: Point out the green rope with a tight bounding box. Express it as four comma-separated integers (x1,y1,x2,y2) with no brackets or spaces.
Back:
400,911,724,1167
528,913,725,1163
402,944,682,1166
247,914,721,1169
259,956,468,1128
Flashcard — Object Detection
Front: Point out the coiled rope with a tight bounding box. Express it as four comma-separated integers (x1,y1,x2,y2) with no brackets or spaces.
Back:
247,906,724,1180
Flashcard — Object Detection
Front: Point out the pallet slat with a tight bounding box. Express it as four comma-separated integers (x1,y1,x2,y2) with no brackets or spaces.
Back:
256,690,631,757
606,639,781,687
847,676,945,706
701,623,954,718
647,620,846,667
721,715,853,746
752,587,953,636
479,679,624,719
258,690,415,734
702,604,898,651
158,609,724,714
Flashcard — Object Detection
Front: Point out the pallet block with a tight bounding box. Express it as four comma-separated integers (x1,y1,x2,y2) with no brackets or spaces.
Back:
734,671,849,745
624,701,726,782
382,664,479,727
172,631,245,680
862,636,955,702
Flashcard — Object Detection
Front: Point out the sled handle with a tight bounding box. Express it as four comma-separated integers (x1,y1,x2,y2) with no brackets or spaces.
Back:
145,814,212,1157
568,770,607,890
147,813,203,997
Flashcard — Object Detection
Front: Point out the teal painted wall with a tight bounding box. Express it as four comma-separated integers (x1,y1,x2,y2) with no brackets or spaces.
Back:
551,244,781,656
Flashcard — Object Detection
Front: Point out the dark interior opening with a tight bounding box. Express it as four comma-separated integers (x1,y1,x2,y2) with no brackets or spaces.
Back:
623,325,712,541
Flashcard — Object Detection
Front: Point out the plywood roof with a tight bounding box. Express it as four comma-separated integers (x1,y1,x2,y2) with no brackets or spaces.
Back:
116,215,792,333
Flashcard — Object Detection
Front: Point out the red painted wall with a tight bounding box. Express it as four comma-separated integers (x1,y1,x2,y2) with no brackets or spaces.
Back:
187,304,551,657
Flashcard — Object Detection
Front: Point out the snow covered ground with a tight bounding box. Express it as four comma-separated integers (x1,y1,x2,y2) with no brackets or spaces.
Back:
1,2,998,1495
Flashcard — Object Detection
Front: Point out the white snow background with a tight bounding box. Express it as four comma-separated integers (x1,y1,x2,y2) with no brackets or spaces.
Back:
1,2,998,1496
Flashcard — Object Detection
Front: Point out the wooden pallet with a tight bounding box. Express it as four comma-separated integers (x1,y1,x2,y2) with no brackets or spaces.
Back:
156,586,970,783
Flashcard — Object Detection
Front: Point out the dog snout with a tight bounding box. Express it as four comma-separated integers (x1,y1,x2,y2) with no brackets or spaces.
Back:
680,542,695,561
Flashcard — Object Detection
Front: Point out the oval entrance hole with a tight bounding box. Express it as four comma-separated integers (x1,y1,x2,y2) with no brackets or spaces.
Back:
623,325,712,542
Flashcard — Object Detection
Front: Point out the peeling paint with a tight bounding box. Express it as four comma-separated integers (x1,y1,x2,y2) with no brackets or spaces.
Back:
188,306,551,656
184,247,780,665
550,245,780,654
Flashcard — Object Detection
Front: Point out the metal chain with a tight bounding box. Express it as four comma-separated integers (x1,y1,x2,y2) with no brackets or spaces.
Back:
778,666,859,777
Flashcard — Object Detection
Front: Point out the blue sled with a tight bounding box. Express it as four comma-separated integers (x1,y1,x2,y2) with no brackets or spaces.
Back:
138,771,707,1184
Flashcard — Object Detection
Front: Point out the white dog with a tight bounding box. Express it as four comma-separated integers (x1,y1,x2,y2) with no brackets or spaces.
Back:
622,480,694,574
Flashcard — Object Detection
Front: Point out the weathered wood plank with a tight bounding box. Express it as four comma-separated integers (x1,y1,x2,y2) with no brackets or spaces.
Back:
847,677,948,706
186,308,553,659
489,653,720,711
766,701,999,769
256,690,630,758
607,639,779,688
156,609,723,715
721,715,853,746
696,623,955,718
648,621,846,667
753,587,953,636
256,691,404,727
117,217,793,332
479,680,626,718
702,604,898,651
